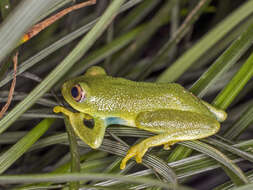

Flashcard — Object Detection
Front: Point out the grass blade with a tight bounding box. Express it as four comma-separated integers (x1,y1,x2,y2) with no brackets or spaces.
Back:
0,118,54,174
0,0,63,63
213,52,253,109
190,23,253,97
224,104,253,140
0,173,175,189
157,0,253,83
181,140,249,185
0,0,126,134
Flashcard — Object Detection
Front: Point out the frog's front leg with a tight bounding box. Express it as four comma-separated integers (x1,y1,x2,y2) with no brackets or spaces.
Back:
54,106,106,149
120,109,220,169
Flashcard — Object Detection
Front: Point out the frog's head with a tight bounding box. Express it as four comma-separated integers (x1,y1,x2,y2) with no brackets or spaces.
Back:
61,66,107,113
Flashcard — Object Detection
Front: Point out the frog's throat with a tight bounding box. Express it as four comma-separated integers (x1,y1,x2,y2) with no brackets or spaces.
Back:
53,106,74,117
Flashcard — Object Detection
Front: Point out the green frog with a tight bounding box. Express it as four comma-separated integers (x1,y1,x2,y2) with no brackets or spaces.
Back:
54,66,227,169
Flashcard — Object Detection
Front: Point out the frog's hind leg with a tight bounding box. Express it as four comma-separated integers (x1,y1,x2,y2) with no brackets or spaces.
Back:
120,109,220,169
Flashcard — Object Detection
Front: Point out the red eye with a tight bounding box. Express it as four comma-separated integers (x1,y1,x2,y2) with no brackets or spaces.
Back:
71,84,85,102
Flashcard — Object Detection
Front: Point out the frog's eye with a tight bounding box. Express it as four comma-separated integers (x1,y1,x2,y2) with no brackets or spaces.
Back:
71,84,86,102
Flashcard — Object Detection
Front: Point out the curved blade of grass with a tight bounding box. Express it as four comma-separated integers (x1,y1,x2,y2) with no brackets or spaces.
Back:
0,173,174,189
181,140,249,184
224,103,253,140
231,184,253,190
54,137,178,186
117,0,160,33
0,0,126,134
0,1,72,81
29,131,253,189
24,129,253,182
67,25,144,78
214,171,253,190
213,52,253,109
37,130,252,188
203,138,253,163
99,139,178,185
112,0,177,76
0,118,54,174
0,0,143,88
167,145,193,162
105,127,251,186
17,151,108,189
0,132,27,144
157,0,253,83
139,0,212,80
192,14,253,71
0,0,63,64
190,23,253,97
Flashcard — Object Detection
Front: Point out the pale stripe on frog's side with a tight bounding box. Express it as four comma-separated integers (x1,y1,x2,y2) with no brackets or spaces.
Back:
105,116,134,127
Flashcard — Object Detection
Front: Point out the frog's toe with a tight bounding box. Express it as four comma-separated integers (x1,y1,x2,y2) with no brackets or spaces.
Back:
136,148,148,163
120,158,127,170
163,141,176,150
163,144,171,150
120,147,139,169
53,106,73,117
120,144,148,169
120,153,134,170
135,154,143,163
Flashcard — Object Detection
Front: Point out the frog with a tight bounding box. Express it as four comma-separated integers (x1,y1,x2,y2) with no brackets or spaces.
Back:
53,66,227,170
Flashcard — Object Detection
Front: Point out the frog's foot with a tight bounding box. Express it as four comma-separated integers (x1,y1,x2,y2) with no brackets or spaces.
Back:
120,143,148,170
163,141,176,150
53,106,74,117
54,105,105,149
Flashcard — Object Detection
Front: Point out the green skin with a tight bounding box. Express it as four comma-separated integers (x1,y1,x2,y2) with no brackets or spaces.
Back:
54,66,227,169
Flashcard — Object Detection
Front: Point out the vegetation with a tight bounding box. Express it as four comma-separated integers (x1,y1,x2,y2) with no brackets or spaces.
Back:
0,0,252,189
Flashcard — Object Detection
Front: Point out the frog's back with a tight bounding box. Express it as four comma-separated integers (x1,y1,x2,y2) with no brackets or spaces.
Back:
85,76,213,118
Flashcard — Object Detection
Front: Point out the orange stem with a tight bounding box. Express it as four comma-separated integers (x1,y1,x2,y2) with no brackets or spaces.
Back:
22,0,96,43
0,52,18,118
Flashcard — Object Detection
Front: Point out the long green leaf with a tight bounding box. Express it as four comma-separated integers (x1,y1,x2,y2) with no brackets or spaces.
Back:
0,0,64,63
190,23,253,97
67,25,143,78
181,140,249,184
0,0,126,134
139,0,212,80
0,173,175,189
231,184,253,190
157,0,253,83
0,118,54,174
213,52,253,109
224,104,253,140
0,0,143,88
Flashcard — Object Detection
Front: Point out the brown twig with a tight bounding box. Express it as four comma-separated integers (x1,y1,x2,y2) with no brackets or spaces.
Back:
21,0,96,43
0,52,18,118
